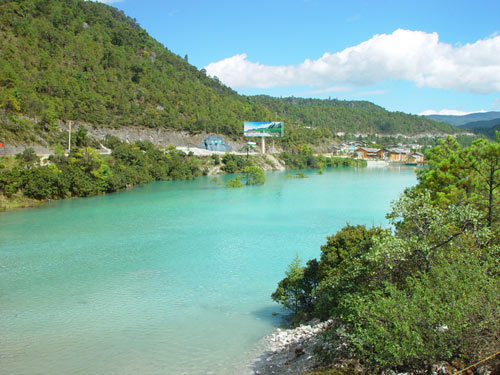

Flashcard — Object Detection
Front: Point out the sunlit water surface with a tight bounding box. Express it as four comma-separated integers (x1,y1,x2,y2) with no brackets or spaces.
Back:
0,166,417,374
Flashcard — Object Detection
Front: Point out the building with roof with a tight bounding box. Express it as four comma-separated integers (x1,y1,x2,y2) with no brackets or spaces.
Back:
198,135,232,152
355,147,384,159
385,148,411,161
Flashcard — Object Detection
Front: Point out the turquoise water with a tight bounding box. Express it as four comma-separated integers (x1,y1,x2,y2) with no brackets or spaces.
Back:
0,167,416,375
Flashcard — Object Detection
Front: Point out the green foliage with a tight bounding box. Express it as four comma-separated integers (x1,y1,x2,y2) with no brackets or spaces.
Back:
331,193,499,371
1,93,21,112
0,0,454,149
253,96,457,137
281,145,364,170
0,0,273,136
0,167,24,197
23,164,63,199
243,165,265,185
210,176,223,185
74,126,89,147
15,147,39,168
211,153,220,165
1,139,202,203
0,112,64,147
313,225,387,320
221,153,251,173
280,145,317,169
273,137,500,373
272,255,319,322
417,136,500,232
272,255,304,315
272,225,384,320
225,177,242,188
344,255,500,372
466,123,500,140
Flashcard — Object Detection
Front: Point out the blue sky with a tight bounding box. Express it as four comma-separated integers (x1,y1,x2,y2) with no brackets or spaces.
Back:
94,0,500,116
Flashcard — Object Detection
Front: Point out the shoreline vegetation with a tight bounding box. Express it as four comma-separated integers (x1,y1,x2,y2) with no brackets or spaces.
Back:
0,135,366,212
269,135,500,375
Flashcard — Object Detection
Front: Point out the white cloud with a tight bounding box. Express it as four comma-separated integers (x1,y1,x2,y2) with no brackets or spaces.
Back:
204,29,500,94
419,109,488,116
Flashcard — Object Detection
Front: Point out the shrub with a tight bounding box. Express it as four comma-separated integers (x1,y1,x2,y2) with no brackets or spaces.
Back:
225,177,242,188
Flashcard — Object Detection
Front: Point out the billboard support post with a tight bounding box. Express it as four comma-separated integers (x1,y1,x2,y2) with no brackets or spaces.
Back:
244,121,282,154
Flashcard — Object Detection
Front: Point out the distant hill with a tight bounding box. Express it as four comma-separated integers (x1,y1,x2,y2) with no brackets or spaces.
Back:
252,96,456,135
468,124,500,140
460,120,500,140
426,112,500,127
0,0,456,146
459,117,500,129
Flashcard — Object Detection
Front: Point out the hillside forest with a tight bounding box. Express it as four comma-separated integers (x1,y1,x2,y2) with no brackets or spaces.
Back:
1,0,457,152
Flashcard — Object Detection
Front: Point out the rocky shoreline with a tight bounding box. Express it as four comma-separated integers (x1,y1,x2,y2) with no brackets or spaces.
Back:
252,319,334,375
248,320,499,375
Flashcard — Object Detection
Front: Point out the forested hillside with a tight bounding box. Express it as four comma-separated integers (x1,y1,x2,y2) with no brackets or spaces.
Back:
0,0,455,144
460,117,500,129
253,96,456,135
0,0,271,136
466,123,500,140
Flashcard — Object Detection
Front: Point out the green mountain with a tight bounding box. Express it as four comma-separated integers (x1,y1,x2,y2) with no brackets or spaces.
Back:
463,123,500,140
459,117,500,129
0,0,456,146
0,0,271,136
252,96,456,135
426,111,500,127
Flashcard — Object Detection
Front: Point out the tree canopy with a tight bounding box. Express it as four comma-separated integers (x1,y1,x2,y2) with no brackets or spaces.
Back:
272,137,500,373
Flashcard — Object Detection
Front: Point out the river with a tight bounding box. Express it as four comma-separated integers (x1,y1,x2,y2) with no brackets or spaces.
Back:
0,166,417,374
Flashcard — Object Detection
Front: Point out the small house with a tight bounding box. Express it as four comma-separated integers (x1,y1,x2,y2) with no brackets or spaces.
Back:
386,148,410,162
355,147,380,159
329,145,342,155
408,152,424,163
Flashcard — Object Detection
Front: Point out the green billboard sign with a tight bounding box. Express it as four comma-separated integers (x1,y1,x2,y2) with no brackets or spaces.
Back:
244,122,284,137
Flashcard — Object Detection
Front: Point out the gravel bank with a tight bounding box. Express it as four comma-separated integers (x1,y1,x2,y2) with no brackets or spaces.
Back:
252,319,334,375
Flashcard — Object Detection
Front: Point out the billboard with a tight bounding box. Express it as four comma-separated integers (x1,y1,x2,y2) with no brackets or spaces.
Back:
244,122,284,137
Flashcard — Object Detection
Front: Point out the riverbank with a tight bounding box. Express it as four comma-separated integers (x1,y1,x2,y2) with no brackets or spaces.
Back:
0,141,363,212
252,319,334,375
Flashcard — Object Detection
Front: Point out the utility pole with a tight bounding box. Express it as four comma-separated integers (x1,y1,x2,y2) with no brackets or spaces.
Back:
67,121,72,153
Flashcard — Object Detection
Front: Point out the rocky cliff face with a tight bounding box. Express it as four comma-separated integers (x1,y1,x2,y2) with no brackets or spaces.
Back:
85,125,247,151
0,120,250,156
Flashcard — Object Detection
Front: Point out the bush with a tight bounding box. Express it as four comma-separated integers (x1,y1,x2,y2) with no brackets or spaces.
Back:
272,256,319,322
343,255,500,372
23,165,62,200
225,177,242,188
243,166,265,185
